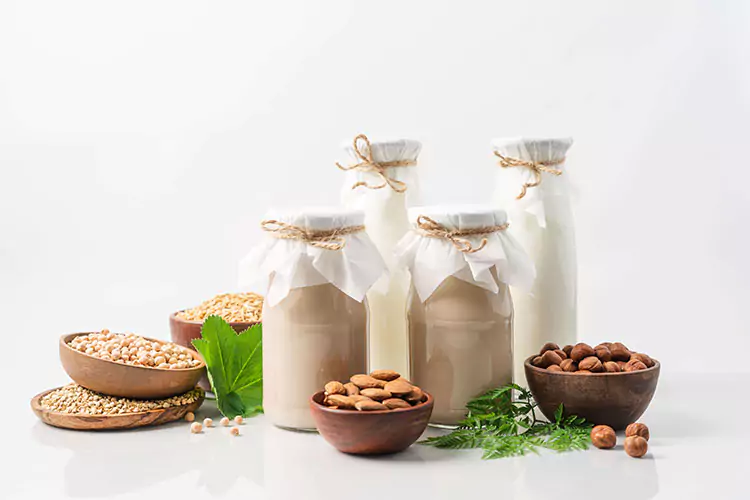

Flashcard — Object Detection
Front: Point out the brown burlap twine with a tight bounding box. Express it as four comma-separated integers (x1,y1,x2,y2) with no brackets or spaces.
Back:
336,134,417,193
416,215,509,254
261,220,364,251
494,152,565,199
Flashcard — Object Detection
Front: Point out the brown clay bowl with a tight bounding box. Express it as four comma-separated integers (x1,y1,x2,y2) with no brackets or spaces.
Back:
524,356,660,430
169,312,259,391
309,391,434,455
60,333,206,400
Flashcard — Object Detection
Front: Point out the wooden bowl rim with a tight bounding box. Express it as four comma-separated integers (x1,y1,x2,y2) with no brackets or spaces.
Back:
61,332,206,373
524,355,660,376
31,385,205,418
169,311,261,328
310,390,434,415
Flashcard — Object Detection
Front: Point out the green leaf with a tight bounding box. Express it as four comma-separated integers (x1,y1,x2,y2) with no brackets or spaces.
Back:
192,315,263,419
419,383,592,459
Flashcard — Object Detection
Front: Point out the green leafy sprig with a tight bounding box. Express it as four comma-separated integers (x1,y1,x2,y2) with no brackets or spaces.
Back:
420,383,592,459
192,315,263,419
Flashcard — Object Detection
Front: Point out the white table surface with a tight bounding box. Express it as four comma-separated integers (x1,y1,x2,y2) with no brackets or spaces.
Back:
8,372,747,500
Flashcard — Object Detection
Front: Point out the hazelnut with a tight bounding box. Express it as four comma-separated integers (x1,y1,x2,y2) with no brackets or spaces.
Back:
610,342,631,362
574,369,592,375
616,360,628,370
554,349,568,360
624,359,647,372
560,359,578,372
547,364,562,372
540,350,563,368
602,361,621,373
539,342,560,354
570,343,595,362
595,346,612,362
624,435,648,458
626,423,650,441
595,342,613,349
591,425,616,449
532,356,544,367
630,353,655,368
562,345,574,357
579,356,603,372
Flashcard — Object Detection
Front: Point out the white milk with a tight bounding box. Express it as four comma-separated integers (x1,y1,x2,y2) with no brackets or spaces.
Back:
492,138,576,384
238,207,386,430
396,205,535,425
339,136,422,377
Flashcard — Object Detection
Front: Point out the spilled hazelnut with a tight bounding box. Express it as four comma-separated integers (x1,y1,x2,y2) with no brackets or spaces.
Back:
626,422,650,441
591,425,616,449
624,435,648,458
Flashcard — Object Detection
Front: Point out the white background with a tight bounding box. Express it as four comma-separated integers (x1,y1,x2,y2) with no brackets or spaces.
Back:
3,0,750,400
3,2,750,499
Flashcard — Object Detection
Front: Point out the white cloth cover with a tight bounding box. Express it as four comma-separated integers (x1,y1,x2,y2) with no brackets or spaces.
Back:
395,205,535,302
492,137,573,229
238,208,387,307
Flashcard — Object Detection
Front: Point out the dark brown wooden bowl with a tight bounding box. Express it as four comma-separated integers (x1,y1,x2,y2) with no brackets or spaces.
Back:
309,391,434,455
169,313,259,391
60,333,206,400
524,356,660,430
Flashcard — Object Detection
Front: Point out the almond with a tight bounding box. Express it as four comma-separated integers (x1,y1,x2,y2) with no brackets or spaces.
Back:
405,386,425,404
350,374,382,389
355,400,387,411
349,395,371,403
360,388,392,401
324,394,356,409
383,398,412,410
370,369,401,381
324,381,346,396
343,382,360,396
384,379,413,396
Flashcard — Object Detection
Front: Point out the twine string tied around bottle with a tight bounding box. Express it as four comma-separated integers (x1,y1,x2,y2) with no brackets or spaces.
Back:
415,215,509,254
494,151,565,199
261,220,365,251
336,134,416,193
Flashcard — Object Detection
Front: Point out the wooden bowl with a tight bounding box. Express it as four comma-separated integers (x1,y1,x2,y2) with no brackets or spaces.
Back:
169,313,259,391
60,333,206,400
31,386,204,431
524,356,660,430
309,391,434,455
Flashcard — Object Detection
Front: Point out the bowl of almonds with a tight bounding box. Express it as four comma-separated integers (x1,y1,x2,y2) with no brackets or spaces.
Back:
309,370,433,455
524,342,660,430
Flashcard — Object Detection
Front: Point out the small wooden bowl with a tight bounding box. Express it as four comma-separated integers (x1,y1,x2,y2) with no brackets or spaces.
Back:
60,333,206,399
524,356,660,430
31,386,204,431
169,313,258,391
309,391,434,455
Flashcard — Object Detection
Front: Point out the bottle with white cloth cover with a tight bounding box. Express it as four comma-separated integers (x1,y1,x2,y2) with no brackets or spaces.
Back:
238,207,386,431
491,137,576,384
338,134,422,378
395,205,535,426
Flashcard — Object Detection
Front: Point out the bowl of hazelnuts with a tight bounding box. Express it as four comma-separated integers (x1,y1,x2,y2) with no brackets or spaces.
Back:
524,341,660,430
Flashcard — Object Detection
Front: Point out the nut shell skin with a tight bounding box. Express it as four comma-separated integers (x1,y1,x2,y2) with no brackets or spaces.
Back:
560,359,578,372
610,342,631,362
570,343,595,362
624,436,648,458
626,422,650,441
595,346,612,362
539,342,560,354
540,350,563,367
624,359,647,372
591,425,617,449
602,361,621,373
579,356,603,372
